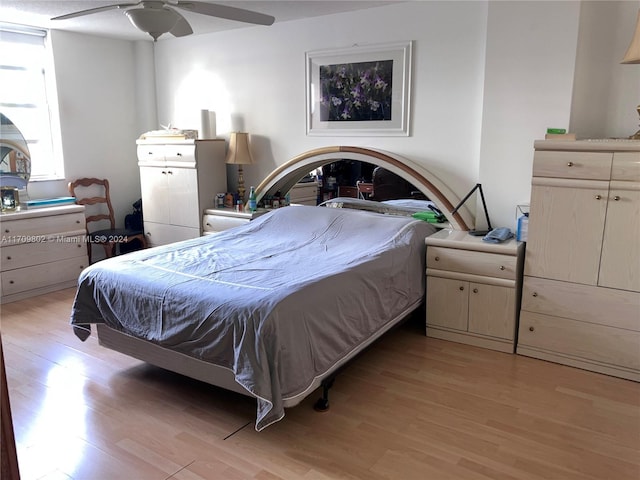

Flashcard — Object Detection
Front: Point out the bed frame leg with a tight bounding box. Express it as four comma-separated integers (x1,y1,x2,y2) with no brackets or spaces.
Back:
313,377,334,412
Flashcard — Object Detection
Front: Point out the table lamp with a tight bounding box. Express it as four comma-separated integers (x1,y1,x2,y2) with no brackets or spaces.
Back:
621,8,640,139
225,132,255,202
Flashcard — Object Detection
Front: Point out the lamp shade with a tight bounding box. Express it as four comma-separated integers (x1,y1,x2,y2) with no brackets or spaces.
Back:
622,9,640,64
226,132,255,165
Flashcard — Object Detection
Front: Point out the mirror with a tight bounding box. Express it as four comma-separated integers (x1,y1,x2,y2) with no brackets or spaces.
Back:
0,112,30,188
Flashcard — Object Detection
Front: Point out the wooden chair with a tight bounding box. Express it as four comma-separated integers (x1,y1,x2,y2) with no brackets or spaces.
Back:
68,178,147,263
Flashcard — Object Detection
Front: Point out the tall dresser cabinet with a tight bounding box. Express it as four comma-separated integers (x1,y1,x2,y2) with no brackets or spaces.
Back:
517,139,640,382
137,139,226,247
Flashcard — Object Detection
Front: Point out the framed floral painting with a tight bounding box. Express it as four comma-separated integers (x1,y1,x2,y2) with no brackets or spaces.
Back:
306,41,412,136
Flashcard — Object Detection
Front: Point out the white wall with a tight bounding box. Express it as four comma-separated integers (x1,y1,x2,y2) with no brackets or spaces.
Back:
479,1,580,230
153,1,585,229
154,1,489,216
28,30,144,225
31,0,638,230
571,0,640,139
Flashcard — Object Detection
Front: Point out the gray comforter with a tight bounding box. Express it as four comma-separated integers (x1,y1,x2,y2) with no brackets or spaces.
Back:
70,205,435,429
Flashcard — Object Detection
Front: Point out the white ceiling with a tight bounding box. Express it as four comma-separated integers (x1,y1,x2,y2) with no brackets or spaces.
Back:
0,1,403,42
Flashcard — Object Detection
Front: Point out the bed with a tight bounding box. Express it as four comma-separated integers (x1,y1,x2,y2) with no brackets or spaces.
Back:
71,204,437,430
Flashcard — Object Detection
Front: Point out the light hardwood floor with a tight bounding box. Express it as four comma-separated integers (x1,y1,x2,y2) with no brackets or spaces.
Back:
1,288,639,480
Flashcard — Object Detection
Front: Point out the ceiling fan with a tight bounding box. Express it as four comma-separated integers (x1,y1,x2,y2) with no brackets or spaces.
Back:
52,1,275,41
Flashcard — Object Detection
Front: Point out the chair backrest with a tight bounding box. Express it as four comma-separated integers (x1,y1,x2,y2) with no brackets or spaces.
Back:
68,178,116,231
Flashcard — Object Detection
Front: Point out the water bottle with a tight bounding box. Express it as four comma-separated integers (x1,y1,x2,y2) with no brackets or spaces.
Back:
248,186,257,212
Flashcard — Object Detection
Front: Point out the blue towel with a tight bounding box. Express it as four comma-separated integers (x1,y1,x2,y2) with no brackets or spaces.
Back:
482,227,514,243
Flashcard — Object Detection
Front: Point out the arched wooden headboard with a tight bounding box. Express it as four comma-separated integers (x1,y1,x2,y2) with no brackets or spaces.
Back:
255,146,472,231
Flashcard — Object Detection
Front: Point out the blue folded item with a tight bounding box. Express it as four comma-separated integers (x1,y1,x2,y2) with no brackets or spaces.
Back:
482,227,514,243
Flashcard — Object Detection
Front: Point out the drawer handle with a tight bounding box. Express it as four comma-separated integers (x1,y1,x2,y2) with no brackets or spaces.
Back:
161,170,167,174
9,280,14,284
434,256,440,261
567,161,573,167
4,229,9,233
176,152,182,156
499,266,505,271
472,288,478,293
613,195,621,201
167,170,173,175
595,195,602,200
6,256,10,260
147,151,153,155
529,326,535,332
76,220,81,224
532,292,538,297
459,286,464,291
206,223,211,227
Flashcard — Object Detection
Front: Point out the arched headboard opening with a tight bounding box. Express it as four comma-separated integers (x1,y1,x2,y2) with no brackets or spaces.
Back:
255,146,473,231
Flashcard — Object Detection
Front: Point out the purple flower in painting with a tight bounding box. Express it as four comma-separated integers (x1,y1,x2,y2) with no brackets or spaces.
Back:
319,59,393,122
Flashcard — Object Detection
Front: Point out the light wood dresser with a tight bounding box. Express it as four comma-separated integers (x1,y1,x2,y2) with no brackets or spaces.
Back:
0,205,88,303
517,139,640,382
425,229,525,353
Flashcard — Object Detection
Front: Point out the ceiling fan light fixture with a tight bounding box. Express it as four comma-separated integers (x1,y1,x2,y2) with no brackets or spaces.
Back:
125,7,179,40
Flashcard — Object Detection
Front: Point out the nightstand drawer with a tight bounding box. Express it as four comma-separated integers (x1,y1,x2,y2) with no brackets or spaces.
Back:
203,214,249,233
532,151,612,180
427,246,516,280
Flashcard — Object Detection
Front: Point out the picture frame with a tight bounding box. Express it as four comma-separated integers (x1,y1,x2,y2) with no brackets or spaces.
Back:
1,186,19,211
306,41,412,137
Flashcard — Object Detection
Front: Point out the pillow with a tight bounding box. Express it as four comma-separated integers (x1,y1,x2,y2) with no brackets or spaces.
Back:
321,197,446,224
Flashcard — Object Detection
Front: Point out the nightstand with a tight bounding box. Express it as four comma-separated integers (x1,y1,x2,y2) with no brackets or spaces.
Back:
425,229,524,353
202,208,268,235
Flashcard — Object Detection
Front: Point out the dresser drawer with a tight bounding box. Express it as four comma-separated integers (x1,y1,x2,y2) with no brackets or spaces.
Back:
532,151,612,180
612,152,640,181
137,144,165,165
427,246,516,280
522,276,640,331
1,212,85,239
165,144,196,164
1,235,86,271
1,257,87,296
290,183,318,204
203,214,249,233
518,311,640,372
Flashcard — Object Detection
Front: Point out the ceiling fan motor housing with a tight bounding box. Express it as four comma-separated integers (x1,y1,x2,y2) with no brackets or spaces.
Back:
125,5,178,40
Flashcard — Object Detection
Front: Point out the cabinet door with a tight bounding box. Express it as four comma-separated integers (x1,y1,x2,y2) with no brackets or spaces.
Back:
525,181,608,285
599,185,640,291
140,166,169,224
468,283,515,340
426,276,468,331
167,167,200,229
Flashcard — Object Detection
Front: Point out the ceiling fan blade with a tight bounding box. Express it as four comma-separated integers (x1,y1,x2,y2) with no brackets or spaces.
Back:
169,8,193,37
174,1,275,26
51,3,138,21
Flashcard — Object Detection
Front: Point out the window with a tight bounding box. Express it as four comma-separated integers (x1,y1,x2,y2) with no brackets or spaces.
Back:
0,24,63,180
